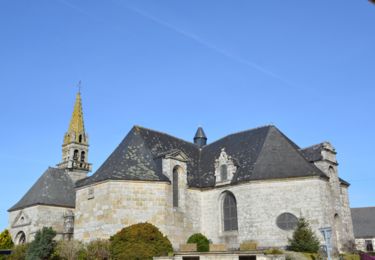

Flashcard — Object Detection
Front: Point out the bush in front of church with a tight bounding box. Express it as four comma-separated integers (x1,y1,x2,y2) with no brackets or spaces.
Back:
85,239,111,260
0,229,14,259
288,217,320,253
8,243,29,260
187,233,209,252
0,229,14,250
26,227,56,260
53,240,86,260
109,222,173,259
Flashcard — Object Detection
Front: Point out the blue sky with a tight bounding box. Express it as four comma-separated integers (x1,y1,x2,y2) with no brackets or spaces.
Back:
0,0,374,231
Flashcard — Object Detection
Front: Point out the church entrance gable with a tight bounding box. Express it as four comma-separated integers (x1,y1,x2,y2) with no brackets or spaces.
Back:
11,210,31,228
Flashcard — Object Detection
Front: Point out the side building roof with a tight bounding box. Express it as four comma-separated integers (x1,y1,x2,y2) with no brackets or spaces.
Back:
351,207,375,238
8,167,75,212
300,143,325,162
77,125,327,188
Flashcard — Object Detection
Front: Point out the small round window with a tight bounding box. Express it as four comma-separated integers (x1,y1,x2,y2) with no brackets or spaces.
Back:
276,213,298,230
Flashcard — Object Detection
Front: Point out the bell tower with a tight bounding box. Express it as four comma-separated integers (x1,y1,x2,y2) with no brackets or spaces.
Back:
57,90,92,182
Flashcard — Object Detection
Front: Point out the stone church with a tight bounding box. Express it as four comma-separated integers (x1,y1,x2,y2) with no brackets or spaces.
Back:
8,92,354,252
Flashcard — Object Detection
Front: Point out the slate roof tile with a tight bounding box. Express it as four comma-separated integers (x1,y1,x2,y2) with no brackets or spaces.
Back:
77,125,327,188
351,207,375,238
9,167,75,212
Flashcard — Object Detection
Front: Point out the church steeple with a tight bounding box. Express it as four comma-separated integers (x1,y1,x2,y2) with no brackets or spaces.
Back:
57,90,91,181
68,92,85,136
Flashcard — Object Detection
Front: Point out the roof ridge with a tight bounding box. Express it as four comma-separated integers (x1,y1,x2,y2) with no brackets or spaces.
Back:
133,125,199,148
202,125,273,149
251,126,272,166
300,142,327,150
351,206,375,209
272,128,327,177
233,126,271,181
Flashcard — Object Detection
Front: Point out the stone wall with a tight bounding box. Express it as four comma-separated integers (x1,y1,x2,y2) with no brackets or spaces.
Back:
74,175,354,251
74,179,201,248
199,177,349,249
154,253,285,260
8,205,72,244
314,162,354,251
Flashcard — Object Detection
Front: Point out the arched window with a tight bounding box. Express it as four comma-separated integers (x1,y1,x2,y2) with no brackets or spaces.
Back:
79,134,82,143
15,231,26,244
173,167,179,207
223,192,238,231
80,151,85,162
73,150,79,161
220,164,228,181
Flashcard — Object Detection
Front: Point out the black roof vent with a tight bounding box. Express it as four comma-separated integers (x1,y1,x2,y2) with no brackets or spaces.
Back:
194,127,207,147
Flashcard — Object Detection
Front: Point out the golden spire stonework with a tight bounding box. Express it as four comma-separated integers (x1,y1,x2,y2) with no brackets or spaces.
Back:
64,92,85,144
69,92,85,134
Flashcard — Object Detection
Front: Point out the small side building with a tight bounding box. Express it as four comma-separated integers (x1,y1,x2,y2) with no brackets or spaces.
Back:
351,207,375,252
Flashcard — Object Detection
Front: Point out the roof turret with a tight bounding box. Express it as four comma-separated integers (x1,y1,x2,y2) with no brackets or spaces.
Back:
194,127,207,147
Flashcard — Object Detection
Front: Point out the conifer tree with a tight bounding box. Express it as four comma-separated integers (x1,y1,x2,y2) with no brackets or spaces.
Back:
0,229,13,249
26,227,56,260
288,217,320,253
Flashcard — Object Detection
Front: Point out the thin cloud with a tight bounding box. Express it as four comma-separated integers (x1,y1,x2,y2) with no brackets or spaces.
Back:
118,3,299,89
56,0,301,89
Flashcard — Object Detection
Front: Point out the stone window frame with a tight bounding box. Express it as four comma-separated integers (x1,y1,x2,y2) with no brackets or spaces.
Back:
15,231,26,245
219,191,239,234
214,148,237,186
276,212,298,231
172,166,181,208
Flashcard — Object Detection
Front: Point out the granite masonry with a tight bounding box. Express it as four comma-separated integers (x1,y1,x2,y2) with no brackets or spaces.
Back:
8,92,355,254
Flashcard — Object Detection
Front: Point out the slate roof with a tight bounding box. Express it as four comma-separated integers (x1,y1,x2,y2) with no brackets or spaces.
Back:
351,207,375,238
300,143,324,162
9,167,75,212
194,127,207,139
77,125,328,188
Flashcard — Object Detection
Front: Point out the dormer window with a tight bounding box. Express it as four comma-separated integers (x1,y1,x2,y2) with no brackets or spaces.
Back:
215,148,237,186
220,164,228,181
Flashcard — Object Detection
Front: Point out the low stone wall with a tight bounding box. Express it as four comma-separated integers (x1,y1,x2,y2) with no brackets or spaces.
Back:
154,252,285,260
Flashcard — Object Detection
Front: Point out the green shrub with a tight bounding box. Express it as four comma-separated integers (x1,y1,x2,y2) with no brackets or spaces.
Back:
187,233,209,252
288,218,320,253
26,227,56,260
8,244,29,260
54,240,85,260
0,229,14,260
340,254,360,260
0,229,14,250
86,239,111,260
110,222,173,260
302,252,322,260
264,248,284,255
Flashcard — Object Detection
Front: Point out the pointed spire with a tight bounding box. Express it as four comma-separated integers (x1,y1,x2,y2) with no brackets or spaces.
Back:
59,89,91,175
194,127,207,147
68,91,85,134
